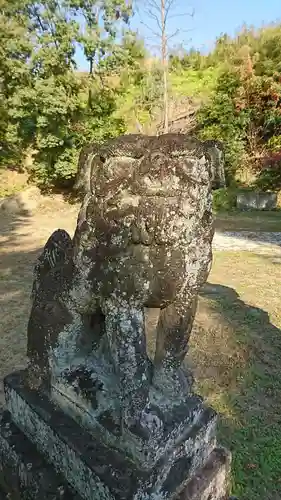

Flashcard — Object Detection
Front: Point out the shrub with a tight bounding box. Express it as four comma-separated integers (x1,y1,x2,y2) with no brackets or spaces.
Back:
212,188,237,212
254,152,281,191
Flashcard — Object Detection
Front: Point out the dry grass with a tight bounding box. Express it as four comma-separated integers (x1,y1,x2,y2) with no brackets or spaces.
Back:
0,170,29,198
1,199,281,499
191,252,281,499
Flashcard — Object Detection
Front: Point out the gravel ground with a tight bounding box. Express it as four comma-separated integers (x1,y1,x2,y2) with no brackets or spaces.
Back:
213,231,281,253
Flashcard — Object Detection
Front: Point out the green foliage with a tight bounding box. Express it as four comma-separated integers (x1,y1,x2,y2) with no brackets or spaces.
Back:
197,75,247,178
114,62,164,132
170,48,206,71
31,85,125,187
0,0,133,188
170,67,219,98
134,67,163,118
267,135,281,152
3,5,281,192
198,51,281,185
169,24,281,192
254,166,281,191
212,188,237,212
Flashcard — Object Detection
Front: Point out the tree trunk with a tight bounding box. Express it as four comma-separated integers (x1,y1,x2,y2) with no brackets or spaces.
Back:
88,57,94,109
161,0,169,134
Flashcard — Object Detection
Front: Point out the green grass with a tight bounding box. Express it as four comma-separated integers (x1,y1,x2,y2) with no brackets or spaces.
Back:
215,210,281,232
192,251,281,499
170,67,220,99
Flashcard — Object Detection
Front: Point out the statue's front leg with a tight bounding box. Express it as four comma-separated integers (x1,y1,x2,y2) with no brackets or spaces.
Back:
153,295,198,397
103,298,150,428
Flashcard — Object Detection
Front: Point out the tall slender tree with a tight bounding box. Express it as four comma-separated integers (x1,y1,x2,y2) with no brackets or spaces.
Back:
135,0,194,133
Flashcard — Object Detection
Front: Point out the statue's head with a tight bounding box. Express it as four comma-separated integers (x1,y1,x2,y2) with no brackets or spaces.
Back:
74,133,214,305
89,134,212,218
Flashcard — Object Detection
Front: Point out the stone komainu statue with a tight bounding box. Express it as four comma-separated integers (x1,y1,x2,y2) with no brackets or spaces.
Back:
27,133,214,432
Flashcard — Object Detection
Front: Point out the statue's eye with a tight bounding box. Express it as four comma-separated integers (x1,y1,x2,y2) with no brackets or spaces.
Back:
152,154,162,162
99,155,106,163
150,152,167,163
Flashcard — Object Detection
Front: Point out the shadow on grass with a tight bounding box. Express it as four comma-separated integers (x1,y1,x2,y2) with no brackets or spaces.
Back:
0,212,32,249
194,282,281,500
0,212,42,404
257,253,281,266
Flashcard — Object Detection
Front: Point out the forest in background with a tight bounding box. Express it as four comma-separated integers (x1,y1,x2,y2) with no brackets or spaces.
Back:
2,0,281,199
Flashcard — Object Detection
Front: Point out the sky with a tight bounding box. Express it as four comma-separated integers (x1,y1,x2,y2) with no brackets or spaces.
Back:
77,0,281,70
132,0,281,53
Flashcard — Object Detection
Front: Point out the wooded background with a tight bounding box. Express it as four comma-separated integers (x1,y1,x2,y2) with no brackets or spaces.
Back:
1,0,281,200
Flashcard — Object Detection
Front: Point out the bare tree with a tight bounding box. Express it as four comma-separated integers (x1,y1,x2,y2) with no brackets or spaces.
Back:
161,0,168,133
135,0,194,133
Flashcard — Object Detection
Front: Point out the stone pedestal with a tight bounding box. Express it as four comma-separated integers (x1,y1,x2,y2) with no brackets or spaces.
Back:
0,371,231,499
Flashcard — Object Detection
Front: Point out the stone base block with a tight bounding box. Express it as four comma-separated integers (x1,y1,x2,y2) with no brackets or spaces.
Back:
3,372,231,500
0,414,231,500
0,411,80,499
0,412,230,500
179,447,231,500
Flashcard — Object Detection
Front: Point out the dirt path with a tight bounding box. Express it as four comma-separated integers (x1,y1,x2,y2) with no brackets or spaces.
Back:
0,196,79,402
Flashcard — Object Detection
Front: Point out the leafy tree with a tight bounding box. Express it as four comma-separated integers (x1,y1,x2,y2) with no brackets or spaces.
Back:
4,3,281,193
0,0,133,187
197,70,246,180
0,0,33,167
198,40,281,188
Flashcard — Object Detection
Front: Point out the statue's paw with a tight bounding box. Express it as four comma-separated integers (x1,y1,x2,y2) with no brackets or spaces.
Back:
126,403,164,441
152,366,193,400
139,405,164,438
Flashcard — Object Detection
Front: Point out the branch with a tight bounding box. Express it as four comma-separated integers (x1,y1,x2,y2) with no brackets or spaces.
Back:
163,1,195,25
164,0,177,23
167,26,194,41
30,6,45,34
140,20,161,39
166,28,180,40
145,7,162,31
143,0,161,14
169,9,195,20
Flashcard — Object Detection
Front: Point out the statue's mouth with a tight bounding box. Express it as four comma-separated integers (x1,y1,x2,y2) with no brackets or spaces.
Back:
129,204,191,246
102,192,199,247
133,188,182,198
130,222,179,246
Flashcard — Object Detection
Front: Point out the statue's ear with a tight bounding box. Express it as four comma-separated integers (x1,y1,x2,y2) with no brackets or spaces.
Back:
203,140,226,189
90,152,104,196
74,144,96,196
